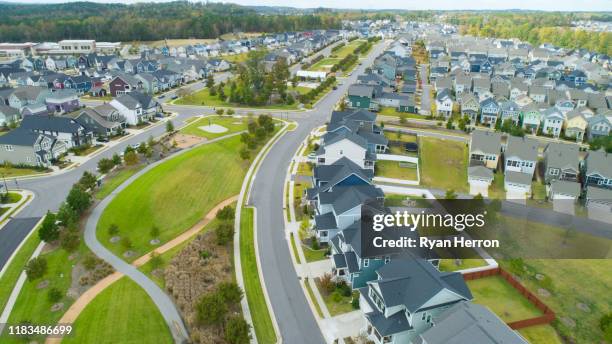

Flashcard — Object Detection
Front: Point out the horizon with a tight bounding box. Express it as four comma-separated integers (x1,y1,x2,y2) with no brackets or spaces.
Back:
3,0,612,12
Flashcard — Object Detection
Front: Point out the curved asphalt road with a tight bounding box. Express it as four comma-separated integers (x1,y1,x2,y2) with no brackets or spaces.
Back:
249,41,387,344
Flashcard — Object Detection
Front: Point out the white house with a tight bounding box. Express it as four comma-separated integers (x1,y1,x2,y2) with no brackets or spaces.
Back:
316,133,371,169
541,107,564,138
504,136,538,176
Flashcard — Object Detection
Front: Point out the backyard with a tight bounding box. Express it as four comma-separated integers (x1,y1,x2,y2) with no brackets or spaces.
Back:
374,160,418,181
419,137,468,193
179,115,248,139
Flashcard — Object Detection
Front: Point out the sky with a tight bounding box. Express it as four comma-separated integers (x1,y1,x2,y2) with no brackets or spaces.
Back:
7,0,612,11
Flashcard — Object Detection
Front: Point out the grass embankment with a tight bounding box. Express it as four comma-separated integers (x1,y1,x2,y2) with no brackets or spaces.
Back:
419,137,468,193
240,207,276,344
0,166,48,177
179,115,247,139
97,135,248,261
62,278,172,344
95,166,144,200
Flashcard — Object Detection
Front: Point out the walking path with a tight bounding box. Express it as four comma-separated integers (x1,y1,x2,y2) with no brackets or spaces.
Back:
45,195,239,344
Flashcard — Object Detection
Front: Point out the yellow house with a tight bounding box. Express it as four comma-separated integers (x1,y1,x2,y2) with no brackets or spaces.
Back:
564,110,588,142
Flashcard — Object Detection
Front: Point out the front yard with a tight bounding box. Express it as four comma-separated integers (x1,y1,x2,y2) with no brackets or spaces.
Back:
315,277,358,316
419,137,468,193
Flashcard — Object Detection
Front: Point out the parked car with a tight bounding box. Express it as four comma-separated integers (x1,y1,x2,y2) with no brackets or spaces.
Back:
96,137,109,143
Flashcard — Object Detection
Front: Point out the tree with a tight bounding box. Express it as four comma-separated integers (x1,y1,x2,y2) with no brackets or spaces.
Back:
215,222,234,245
149,252,163,269
66,185,92,215
206,73,215,89
47,287,63,303
216,205,235,221
137,142,148,154
79,171,98,191
60,230,80,252
445,118,454,130
165,120,174,133
196,292,227,326
97,158,115,174
445,189,458,199
38,211,59,243
216,108,225,116
121,237,133,250
226,109,235,116
25,257,47,281
399,113,407,124
57,202,78,228
225,316,251,344
239,147,250,160
124,151,138,166
150,225,160,239
112,153,122,166
108,224,119,236
217,282,243,304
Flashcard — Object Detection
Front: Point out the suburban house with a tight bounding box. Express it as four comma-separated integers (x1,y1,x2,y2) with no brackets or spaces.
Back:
435,89,453,118
543,143,580,183
541,107,564,138
109,91,161,126
479,97,500,126
499,100,521,124
504,136,538,176
359,259,472,344
549,180,581,202
583,150,612,190
520,103,542,134
45,89,81,115
0,128,67,167
0,105,20,126
109,74,143,97
317,109,388,170
564,109,588,142
586,114,611,141
71,108,124,139
347,84,380,111
417,302,529,344
467,130,501,196
19,115,92,148
377,93,416,113
458,93,479,122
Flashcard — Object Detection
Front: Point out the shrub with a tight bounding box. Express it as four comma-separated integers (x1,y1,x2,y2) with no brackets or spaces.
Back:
79,171,98,191
216,205,235,221
331,290,343,303
337,282,351,297
310,235,319,250
97,158,115,174
196,292,227,326
149,252,163,269
25,257,47,281
107,223,119,236
351,297,360,309
225,316,251,344
124,151,138,166
150,226,160,239
60,230,80,252
319,273,335,294
47,287,63,303
38,211,59,243
121,237,132,250
218,282,243,304
83,254,99,271
66,184,92,215
215,222,234,245
199,249,211,260
165,120,174,133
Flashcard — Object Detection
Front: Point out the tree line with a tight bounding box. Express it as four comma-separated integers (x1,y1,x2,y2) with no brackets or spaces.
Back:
0,1,341,42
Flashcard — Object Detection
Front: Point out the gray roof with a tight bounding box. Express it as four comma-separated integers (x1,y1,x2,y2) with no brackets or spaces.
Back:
348,84,374,98
20,114,84,134
371,259,472,312
468,165,494,180
470,130,501,156
0,104,19,116
418,302,528,344
550,180,580,198
324,131,368,149
544,143,579,172
505,171,532,186
505,136,538,161
315,212,337,230
586,150,612,178
318,184,384,214
0,128,41,146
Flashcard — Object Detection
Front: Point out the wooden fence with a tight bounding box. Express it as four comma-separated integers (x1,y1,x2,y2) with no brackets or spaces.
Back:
463,267,556,330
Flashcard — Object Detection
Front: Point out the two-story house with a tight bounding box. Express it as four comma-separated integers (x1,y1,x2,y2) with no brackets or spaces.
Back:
360,259,472,344
109,91,161,126
479,97,500,126
19,115,92,148
0,128,67,167
586,114,611,141
541,107,564,138
435,89,453,118
543,143,579,183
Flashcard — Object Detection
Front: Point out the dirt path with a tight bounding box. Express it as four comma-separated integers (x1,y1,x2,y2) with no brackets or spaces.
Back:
45,195,239,344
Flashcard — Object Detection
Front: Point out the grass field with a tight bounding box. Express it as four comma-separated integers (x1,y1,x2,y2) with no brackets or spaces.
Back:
223,52,250,63
467,275,543,323
0,192,22,204
500,258,612,343
240,207,276,344
309,57,341,72
419,137,468,193
383,194,432,208
518,324,563,344
63,278,172,344
375,160,418,181
0,224,41,313
302,246,327,262
96,166,144,200
0,166,48,177
97,135,248,261
179,115,247,139
176,86,299,110
331,40,364,59
438,258,487,272
296,162,313,176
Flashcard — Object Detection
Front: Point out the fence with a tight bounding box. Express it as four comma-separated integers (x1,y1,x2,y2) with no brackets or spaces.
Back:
463,267,556,330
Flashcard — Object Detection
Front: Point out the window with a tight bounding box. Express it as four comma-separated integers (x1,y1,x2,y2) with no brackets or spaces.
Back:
320,231,328,238
4,145,13,152
427,315,432,323
363,259,369,267
422,313,426,320
549,168,559,176
384,256,391,263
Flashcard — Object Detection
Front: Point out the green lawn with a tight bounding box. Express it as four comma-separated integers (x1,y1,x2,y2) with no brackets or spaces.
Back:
518,324,564,344
309,57,341,72
223,52,250,63
500,258,612,343
2,243,89,344
95,166,144,200
488,172,506,199
0,227,41,313
296,162,313,176
467,275,543,323
378,107,423,120
302,245,327,262
0,166,48,177
384,131,417,143
180,115,248,139
176,86,299,110
315,280,357,316
438,258,487,272
289,85,313,95
419,137,468,193
289,233,302,264
97,135,248,261
375,160,418,181
240,207,276,344
304,279,324,318
293,180,311,221
330,40,364,59
63,278,172,344
0,192,22,204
